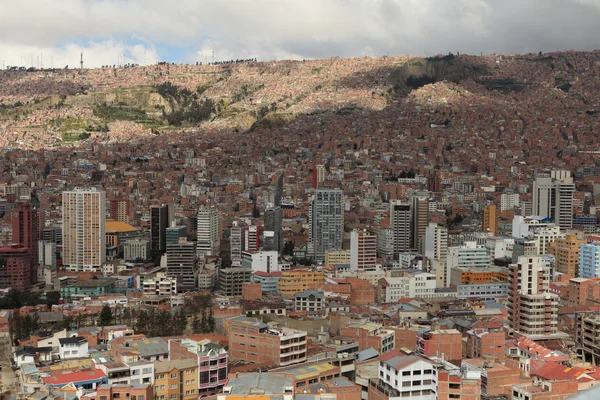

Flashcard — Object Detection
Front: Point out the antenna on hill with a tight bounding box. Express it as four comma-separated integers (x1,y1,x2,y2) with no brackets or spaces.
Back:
212,51,214,64
80,53,84,70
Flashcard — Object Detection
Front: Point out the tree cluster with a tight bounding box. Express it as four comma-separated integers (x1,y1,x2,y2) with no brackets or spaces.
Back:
0,289,60,309
9,313,40,344
134,309,187,337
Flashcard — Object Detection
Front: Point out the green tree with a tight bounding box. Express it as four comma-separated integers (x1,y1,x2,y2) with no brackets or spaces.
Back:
207,309,216,333
191,315,201,334
45,291,61,307
99,304,113,327
200,309,208,333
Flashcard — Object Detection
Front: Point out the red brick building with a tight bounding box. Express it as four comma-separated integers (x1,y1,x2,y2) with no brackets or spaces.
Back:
0,245,34,291
416,329,462,364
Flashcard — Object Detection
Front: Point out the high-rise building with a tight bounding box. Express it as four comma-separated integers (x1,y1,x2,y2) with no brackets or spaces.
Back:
376,228,394,261
197,205,220,258
312,164,326,189
580,243,600,278
62,188,106,271
427,170,441,192
166,225,187,245
150,204,172,261
411,193,429,250
230,221,246,267
350,229,377,271
424,222,448,263
38,241,56,268
245,225,260,252
11,202,40,273
507,255,559,339
264,206,283,252
482,204,499,236
532,170,575,230
166,239,198,292
109,197,131,223
309,189,344,261
390,200,411,258
548,234,586,277
500,191,520,211
0,245,34,291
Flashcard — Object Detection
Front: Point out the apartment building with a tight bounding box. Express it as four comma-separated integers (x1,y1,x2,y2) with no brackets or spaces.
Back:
154,359,198,400
548,235,586,277
226,316,307,367
278,269,325,297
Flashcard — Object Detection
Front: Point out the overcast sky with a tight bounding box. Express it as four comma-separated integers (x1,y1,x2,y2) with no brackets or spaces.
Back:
1,0,599,68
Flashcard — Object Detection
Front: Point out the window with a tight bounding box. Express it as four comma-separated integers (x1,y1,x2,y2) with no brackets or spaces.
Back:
100,397,107,400
401,392,410,397
413,370,421,375
170,384,177,389
412,381,421,386
402,382,411,387
423,380,432,385
143,368,152,374
170,373,177,378
138,396,145,400
402,371,411,376
170,396,177,399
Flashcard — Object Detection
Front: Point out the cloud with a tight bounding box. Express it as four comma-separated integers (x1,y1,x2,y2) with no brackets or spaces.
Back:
0,0,599,68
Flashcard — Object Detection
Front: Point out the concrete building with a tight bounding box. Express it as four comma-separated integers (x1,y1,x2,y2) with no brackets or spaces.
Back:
446,242,490,284
143,273,177,296
123,238,150,261
109,197,131,223
166,225,187,245
252,271,281,292
278,269,325,297
501,191,520,211
376,271,438,302
532,170,575,230
376,228,394,261
219,267,252,297
264,206,283,252
411,193,429,251
245,225,260,252
483,204,499,236
226,316,307,367
154,359,198,400
390,201,410,258
197,205,220,258
62,188,106,271
242,250,279,273
0,245,34,291
38,240,56,268
424,223,448,263
325,249,351,267
548,235,586,277
580,243,600,278
309,189,344,261
230,221,245,267
294,290,325,313
166,239,198,292
416,329,463,364
455,282,509,300
370,350,437,400
466,324,506,360
58,337,89,359
507,256,559,339
350,230,377,271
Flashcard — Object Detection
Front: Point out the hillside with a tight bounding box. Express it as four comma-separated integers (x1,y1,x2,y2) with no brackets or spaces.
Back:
0,51,599,159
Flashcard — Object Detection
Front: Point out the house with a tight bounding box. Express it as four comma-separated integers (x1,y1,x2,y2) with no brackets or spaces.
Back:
13,346,53,367
59,337,89,359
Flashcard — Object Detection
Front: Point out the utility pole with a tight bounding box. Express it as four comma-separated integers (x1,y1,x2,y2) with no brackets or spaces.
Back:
80,52,84,70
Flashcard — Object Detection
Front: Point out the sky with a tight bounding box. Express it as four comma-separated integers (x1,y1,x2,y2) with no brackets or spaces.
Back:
1,0,600,68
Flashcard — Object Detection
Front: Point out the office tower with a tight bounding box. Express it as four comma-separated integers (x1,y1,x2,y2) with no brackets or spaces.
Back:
11,202,40,269
38,241,56,267
548,234,586,277
482,204,499,236
0,245,34,291
230,221,245,267
411,193,429,251
263,206,283,252
109,197,131,223
151,204,172,261
42,226,62,245
447,242,490,269
532,170,575,230
376,228,394,261
245,225,260,251
62,188,106,271
580,243,600,278
166,239,198,292
312,164,325,189
424,222,448,263
390,200,411,258
507,255,558,339
197,205,220,258
427,170,441,192
500,191,520,211
124,238,150,262
166,225,187,245
309,189,344,261
350,230,377,271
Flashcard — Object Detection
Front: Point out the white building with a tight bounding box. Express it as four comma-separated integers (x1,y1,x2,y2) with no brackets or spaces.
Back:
142,272,178,296
62,188,106,271
424,222,448,263
58,337,89,360
197,205,220,258
38,240,56,267
128,360,155,385
242,250,279,273
124,238,150,261
532,170,575,230
377,351,437,400
378,270,438,302
501,192,520,211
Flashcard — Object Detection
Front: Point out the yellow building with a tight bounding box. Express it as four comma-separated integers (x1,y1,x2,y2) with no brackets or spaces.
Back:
154,359,198,400
482,204,499,236
548,234,586,277
324,249,350,266
106,220,137,247
278,269,325,297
